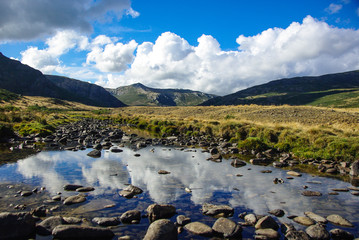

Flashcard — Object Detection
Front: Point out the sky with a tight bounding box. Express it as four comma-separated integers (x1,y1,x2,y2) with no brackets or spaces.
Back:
1,0,359,96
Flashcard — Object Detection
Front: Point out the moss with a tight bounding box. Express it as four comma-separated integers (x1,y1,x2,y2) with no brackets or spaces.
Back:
238,137,269,152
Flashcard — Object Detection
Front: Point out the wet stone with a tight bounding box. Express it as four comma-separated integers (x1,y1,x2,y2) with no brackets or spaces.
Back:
305,223,330,240
184,222,213,237
63,184,83,191
176,215,191,226
326,214,354,227
293,216,315,226
212,217,242,239
76,186,95,192
330,228,354,240
52,224,114,240
143,219,178,240
301,190,322,197
268,209,285,217
92,217,120,226
120,210,141,224
201,203,234,217
304,211,327,224
20,191,33,197
255,228,279,240
255,216,279,230
63,195,86,205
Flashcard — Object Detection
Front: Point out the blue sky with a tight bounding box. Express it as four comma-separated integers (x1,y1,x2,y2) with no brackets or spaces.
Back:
1,0,359,95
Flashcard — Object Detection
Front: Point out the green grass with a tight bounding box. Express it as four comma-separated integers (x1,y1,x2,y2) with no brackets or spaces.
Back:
0,89,19,102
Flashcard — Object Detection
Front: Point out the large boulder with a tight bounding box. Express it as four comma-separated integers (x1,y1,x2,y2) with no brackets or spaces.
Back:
52,225,114,240
143,219,177,240
201,203,234,217
0,212,37,239
212,217,242,238
146,204,176,222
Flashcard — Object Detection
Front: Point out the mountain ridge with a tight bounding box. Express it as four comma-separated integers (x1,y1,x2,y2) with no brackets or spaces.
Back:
201,70,359,107
107,83,216,106
0,52,125,107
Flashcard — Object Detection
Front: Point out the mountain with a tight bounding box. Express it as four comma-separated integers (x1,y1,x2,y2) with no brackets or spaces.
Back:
45,75,126,107
107,83,216,106
201,70,359,108
0,52,125,107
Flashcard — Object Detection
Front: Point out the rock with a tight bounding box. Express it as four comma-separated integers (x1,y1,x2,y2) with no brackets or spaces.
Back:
268,209,284,217
287,171,302,177
158,170,171,174
212,217,242,238
301,190,322,196
184,222,213,237
30,205,47,217
76,186,95,192
63,184,83,191
231,159,246,167
201,203,234,217
119,184,143,199
250,158,272,165
176,215,191,226
143,219,177,240
285,230,310,240
255,228,279,239
304,211,327,224
120,210,141,224
52,195,61,201
326,214,354,227
87,149,101,158
350,160,359,176
111,148,123,153
305,223,330,240
63,217,82,224
255,216,279,230
63,195,86,205
331,188,349,192
21,190,33,197
92,217,120,226
330,228,354,240
245,213,257,225
293,216,315,226
52,224,114,240
0,212,37,239
280,223,295,234
36,216,64,236
147,204,176,222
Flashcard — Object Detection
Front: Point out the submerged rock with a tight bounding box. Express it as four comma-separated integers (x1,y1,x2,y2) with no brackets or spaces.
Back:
301,190,322,197
330,228,354,240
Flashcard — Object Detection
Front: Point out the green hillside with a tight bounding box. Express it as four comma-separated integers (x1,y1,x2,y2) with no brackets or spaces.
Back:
201,70,359,108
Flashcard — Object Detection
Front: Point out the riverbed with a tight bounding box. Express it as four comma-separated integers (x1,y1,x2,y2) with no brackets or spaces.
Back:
0,145,358,239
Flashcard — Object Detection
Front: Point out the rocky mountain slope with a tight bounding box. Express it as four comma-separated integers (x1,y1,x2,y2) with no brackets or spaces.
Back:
107,83,216,106
201,70,359,108
0,52,125,107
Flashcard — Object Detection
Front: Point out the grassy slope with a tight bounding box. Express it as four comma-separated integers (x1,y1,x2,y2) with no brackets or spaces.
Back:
2,92,359,161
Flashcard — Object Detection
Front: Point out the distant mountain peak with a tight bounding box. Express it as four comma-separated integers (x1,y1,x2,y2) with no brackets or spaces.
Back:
106,82,216,106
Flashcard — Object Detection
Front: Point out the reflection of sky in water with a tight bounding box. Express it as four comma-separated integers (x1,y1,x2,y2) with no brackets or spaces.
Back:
0,146,358,230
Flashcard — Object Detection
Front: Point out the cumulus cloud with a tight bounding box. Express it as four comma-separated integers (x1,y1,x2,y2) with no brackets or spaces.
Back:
97,16,359,95
86,40,138,72
0,0,138,41
21,30,88,73
325,3,343,14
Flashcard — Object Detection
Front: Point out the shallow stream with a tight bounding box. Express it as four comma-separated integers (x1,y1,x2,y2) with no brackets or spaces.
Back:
0,146,358,239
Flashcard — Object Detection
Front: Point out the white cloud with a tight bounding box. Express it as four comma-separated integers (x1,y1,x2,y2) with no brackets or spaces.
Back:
97,16,359,95
86,40,138,72
19,16,359,96
325,3,343,14
21,30,88,73
0,0,137,41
